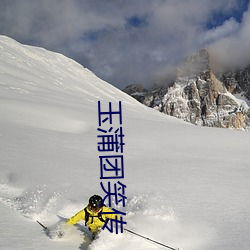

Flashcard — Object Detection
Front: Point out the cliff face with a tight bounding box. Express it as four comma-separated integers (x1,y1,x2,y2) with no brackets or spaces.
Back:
217,66,250,99
123,49,250,130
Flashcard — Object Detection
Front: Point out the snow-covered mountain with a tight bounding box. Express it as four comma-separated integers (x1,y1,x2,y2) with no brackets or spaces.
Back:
0,36,250,250
123,49,250,130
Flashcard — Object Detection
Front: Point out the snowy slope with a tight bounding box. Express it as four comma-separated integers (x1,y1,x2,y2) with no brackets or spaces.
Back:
0,36,250,250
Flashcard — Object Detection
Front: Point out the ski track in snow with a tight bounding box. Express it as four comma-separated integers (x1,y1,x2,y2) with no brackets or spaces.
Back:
0,181,63,221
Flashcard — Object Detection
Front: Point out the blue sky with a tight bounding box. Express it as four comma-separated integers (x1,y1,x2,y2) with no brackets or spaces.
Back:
205,0,249,28
0,0,249,89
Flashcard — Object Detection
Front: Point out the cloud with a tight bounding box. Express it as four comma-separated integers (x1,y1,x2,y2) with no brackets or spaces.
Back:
0,0,249,89
209,4,250,69
200,18,240,45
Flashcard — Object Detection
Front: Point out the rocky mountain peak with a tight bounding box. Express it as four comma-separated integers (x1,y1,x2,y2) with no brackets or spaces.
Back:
123,49,250,130
177,48,210,78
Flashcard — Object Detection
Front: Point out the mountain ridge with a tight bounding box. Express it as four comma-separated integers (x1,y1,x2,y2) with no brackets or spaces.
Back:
123,49,250,130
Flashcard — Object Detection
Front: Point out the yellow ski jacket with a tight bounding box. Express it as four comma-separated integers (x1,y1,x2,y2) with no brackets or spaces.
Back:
67,206,119,233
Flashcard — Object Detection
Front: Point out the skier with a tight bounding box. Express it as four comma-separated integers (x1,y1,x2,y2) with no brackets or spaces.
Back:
66,194,119,239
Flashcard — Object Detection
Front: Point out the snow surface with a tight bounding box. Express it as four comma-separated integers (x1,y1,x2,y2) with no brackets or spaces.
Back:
0,35,250,250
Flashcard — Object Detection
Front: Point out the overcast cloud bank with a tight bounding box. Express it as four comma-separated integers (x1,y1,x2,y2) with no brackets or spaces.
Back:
0,0,249,88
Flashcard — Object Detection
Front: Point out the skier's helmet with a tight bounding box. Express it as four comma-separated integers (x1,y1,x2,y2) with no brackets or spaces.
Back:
89,195,103,211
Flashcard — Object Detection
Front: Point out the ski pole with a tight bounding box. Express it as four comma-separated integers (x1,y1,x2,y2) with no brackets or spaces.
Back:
124,228,180,250
37,220,48,230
